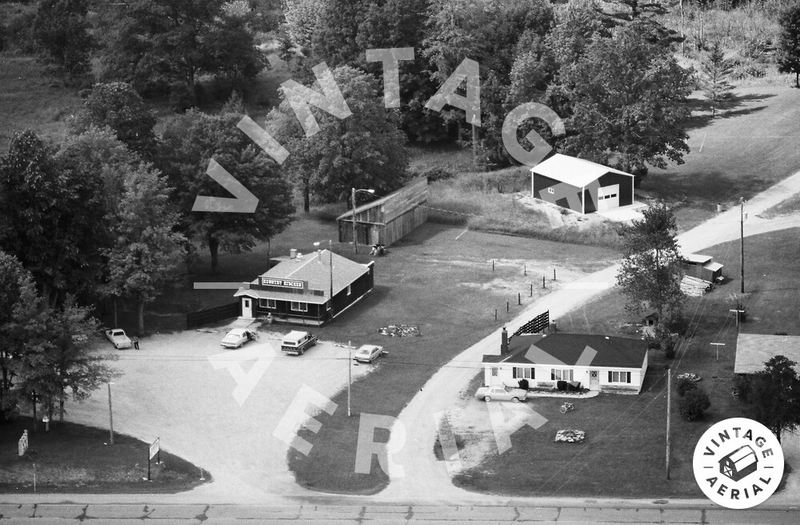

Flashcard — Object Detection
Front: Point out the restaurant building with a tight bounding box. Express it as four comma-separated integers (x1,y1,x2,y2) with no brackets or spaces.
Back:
233,249,374,325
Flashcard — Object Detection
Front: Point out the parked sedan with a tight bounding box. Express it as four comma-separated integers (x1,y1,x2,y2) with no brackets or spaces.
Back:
105,328,132,349
474,385,528,403
353,344,384,364
221,328,257,349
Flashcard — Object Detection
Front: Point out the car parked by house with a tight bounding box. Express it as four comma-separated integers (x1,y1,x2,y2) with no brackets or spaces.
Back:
280,330,318,355
105,328,132,349
474,385,528,403
353,344,384,364
221,328,257,349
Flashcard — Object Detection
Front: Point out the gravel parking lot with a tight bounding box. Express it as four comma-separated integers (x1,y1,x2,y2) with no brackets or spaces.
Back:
63,323,375,501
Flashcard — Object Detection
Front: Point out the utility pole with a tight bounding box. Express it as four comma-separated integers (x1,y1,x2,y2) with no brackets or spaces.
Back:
740,197,745,294
351,187,358,254
666,368,671,480
347,342,352,417
107,382,114,445
711,342,726,361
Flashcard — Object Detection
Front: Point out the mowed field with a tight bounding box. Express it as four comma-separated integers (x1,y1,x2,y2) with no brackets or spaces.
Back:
644,86,800,230
451,228,800,498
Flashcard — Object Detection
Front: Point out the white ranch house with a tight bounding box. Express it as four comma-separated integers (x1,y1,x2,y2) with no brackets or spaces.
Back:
482,333,649,394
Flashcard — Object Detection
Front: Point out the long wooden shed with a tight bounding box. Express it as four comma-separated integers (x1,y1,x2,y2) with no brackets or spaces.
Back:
337,178,428,247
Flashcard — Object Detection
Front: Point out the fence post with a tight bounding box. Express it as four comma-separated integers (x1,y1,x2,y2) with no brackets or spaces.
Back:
523,263,527,276
542,276,546,289
494,309,497,321
506,300,510,313
518,292,521,305
492,259,495,272
530,283,533,297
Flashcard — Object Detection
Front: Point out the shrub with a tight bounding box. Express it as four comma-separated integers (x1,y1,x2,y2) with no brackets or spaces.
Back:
6,10,38,53
676,376,699,397
679,387,711,421
732,373,752,402
518,379,529,390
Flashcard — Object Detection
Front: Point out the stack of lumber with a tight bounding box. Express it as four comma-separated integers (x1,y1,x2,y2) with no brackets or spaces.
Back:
681,275,712,297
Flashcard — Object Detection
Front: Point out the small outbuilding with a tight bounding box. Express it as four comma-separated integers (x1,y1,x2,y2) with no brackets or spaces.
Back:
337,178,428,247
531,154,635,214
233,249,374,326
482,332,649,394
682,253,724,283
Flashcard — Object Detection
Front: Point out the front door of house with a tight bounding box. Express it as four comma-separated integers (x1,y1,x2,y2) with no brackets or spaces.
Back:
242,298,253,319
597,184,620,211
590,370,599,389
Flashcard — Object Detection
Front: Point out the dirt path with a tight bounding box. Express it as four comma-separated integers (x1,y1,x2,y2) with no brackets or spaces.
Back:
381,170,800,503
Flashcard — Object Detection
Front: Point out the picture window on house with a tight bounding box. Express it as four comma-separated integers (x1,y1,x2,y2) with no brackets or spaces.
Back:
608,371,631,383
513,367,534,379
290,301,308,312
259,298,277,309
551,369,573,382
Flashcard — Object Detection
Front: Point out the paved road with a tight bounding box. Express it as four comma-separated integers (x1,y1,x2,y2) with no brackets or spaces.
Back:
383,170,800,503
2,502,800,524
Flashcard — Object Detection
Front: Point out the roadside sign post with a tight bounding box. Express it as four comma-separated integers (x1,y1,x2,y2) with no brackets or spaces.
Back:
147,437,160,481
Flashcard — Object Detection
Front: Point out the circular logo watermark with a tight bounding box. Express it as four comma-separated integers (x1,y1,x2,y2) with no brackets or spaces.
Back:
693,417,784,509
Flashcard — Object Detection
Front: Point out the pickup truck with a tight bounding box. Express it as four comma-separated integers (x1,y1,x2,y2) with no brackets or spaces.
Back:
105,328,132,349
280,330,318,355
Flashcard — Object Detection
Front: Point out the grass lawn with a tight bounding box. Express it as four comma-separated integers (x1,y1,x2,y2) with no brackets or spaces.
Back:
0,54,84,152
450,228,800,497
276,221,618,494
0,417,208,493
642,86,800,230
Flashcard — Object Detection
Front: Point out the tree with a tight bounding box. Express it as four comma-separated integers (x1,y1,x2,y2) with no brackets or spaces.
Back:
700,41,733,116
158,109,295,272
206,3,270,90
281,0,325,54
0,251,41,423
548,22,693,182
71,82,157,159
679,387,710,421
310,0,371,67
16,298,119,422
616,202,685,326
741,356,800,443
98,0,264,97
32,0,92,78
268,66,409,212
0,131,106,306
105,166,187,333
777,3,800,88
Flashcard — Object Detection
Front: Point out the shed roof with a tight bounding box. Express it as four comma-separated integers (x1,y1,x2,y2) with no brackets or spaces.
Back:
234,249,371,303
683,253,713,265
531,154,634,188
483,333,647,369
734,333,800,374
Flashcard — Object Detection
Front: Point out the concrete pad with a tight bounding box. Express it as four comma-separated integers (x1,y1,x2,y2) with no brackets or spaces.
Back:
84,504,147,519
145,503,208,519
205,504,302,520
514,506,561,521
706,509,800,524
31,504,86,519
0,504,35,519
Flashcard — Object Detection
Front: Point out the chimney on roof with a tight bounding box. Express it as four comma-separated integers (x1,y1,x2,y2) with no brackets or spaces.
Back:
501,326,509,355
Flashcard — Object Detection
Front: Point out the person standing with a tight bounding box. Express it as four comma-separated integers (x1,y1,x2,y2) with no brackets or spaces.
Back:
132,336,139,350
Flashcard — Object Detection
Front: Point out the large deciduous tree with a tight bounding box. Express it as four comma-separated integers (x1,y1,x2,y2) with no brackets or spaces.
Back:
549,22,693,182
32,0,92,78
616,202,685,324
71,82,158,159
777,2,800,88
105,166,187,334
269,66,409,213
159,109,295,272
0,251,41,423
0,131,106,306
740,355,800,443
17,298,119,423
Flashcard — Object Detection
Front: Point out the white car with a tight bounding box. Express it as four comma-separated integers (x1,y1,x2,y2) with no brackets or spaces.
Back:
105,329,132,349
474,385,528,403
353,344,384,364
221,328,256,349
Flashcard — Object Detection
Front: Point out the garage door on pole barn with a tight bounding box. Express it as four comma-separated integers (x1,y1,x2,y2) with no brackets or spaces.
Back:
597,184,619,211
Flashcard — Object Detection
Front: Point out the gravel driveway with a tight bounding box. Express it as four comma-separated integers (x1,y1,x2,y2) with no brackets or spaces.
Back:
64,324,374,502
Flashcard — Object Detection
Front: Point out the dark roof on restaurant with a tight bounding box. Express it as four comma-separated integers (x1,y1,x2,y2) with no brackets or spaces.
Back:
482,333,647,369
234,249,370,303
